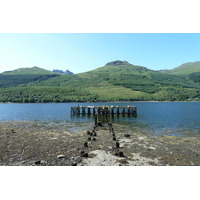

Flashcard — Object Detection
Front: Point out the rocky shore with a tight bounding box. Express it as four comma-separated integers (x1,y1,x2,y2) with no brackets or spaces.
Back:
0,121,200,166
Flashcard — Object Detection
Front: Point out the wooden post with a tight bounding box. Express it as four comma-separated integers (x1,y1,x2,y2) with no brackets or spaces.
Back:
82,107,85,114
128,106,131,115
116,142,120,148
106,107,110,116
119,151,124,157
93,108,96,115
88,107,91,115
117,107,119,115
102,107,104,116
84,142,88,147
77,107,80,114
131,107,135,115
97,107,100,115
111,107,114,115
95,114,97,125
134,107,137,114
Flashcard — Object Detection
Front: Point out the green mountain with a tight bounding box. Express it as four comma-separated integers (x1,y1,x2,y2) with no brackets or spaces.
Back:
168,62,200,76
0,61,200,103
0,66,59,88
3,66,56,75
166,61,200,83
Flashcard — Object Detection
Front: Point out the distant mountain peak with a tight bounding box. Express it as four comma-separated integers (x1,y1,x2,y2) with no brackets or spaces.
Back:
105,60,131,66
52,69,73,75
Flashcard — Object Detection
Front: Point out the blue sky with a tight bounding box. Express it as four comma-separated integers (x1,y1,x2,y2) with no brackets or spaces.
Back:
0,33,200,74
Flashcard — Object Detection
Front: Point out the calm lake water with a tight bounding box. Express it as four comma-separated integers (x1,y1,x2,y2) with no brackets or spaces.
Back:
0,102,200,137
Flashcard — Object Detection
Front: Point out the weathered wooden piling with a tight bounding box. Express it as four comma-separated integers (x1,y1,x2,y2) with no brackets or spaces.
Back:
122,108,125,115
117,106,120,115
128,106,131,115
84,142,88,147
119,151,124,157
77,107,80,114
92,130,97,136
87,130,91,135
116,142,120,148
111,107,114,115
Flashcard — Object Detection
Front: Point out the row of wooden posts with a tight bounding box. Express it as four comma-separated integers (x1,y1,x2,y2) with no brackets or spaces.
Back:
71,105,137,116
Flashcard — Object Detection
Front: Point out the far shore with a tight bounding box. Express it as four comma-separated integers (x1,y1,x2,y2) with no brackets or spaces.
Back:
1,100,200,104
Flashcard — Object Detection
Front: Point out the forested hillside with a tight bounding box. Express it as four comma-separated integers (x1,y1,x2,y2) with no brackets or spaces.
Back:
0,61,200,103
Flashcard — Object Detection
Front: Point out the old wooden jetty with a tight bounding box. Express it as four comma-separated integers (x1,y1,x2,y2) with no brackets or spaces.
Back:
71,105,137,116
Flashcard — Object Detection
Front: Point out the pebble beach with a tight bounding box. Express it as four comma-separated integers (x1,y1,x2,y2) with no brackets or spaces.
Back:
0,121,200,166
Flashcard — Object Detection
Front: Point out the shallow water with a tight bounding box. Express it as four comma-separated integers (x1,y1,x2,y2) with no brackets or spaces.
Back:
0,102,200,137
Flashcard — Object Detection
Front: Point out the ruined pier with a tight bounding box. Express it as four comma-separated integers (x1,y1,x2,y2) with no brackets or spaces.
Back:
71,105,137,116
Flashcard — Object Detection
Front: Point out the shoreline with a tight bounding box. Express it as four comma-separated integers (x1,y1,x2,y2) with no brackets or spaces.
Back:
0,121,200,166
1,100,200,104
